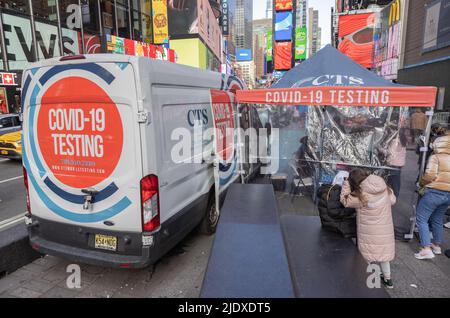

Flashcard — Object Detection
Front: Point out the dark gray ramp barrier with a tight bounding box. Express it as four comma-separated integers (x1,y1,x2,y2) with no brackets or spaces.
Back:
0,223,41,275
200,184,295,298
280,215,390,298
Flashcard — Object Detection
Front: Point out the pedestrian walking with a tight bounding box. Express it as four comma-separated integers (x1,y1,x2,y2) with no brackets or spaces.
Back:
384,128,408,198
340,169,396,289
415,133,450,260
410,109,427,141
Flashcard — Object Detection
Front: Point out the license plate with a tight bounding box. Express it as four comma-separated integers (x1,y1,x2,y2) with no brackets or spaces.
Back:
1,150,7,155
94,234,117,251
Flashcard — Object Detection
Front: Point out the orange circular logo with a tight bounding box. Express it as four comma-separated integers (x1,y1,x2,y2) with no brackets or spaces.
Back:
37,77,123,189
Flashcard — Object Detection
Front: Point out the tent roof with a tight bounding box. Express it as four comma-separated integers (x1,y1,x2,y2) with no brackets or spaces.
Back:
273,45,401,88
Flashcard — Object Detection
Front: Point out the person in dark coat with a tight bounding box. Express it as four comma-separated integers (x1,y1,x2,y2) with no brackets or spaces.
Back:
317,184,357,238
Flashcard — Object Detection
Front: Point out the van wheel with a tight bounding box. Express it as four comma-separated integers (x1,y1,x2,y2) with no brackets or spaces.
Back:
199,194,219,235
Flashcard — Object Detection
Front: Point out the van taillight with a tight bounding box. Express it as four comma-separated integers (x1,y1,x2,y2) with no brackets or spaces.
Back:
23,166,31,214
140,175,160,232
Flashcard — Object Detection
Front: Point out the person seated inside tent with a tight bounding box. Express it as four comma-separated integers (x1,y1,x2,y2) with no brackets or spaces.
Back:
294,136,314,177
317,170,357,239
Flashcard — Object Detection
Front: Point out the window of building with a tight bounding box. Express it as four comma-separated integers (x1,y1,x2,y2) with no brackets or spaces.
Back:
0,33,3,69
140,0,152,43
59,0,82,55
131,9,142,41
116,1,130,38
31,1,61,60
0,0,30,15
31,0,58,21
100,0,116,35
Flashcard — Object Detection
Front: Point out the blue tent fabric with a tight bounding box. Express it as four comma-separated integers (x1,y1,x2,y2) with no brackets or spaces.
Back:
272,45,402,88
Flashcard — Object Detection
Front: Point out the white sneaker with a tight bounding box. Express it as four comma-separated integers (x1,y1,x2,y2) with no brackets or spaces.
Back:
444,222,450,229
414,248,435,260
431,245,442,255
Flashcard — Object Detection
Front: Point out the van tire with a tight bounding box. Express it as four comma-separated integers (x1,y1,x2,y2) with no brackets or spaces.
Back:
198,192,219,235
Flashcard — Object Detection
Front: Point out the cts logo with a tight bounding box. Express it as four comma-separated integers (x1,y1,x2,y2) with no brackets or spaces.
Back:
187,109,209,127
294,75,365,87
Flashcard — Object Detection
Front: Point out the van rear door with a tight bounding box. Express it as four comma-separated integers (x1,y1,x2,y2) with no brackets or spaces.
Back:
22,60,143,233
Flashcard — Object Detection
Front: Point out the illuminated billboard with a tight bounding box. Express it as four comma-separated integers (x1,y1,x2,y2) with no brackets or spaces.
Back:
152,0,169,44
373,0,402,79
274,41,292,70
275,0,293,11
275,11,293,41
338,12,376,68
295,27,307,60
236,49,252,61
266,31,273,62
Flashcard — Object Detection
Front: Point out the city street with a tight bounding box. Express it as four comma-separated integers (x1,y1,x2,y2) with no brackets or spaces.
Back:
0,0,449,303
0,159,26,227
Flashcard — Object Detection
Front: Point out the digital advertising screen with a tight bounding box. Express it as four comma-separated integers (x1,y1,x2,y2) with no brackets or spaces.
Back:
338,12,376,68
274,41,292,70
275,0,293,11
275,11,293,41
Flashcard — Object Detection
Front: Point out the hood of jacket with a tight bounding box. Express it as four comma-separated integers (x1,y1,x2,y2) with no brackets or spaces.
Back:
360,175,388,196
432,134,450,155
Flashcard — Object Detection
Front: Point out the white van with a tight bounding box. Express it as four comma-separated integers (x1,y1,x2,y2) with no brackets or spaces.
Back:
21,54,250,268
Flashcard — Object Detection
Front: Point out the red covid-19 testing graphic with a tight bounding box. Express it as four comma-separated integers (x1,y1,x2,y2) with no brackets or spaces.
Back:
37,77,123,189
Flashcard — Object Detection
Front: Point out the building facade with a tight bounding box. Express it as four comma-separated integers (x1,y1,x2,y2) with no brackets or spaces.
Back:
234,0,252,50
397,0,450,110
235,60,255,88
0,0,177,114
221,0,237,74
296,0,308,28
308,7,320,56
168,0,222,72
253,18,271,80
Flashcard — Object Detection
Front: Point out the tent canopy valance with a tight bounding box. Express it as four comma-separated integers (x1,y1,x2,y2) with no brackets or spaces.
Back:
235,45,437,108
236,86,437,107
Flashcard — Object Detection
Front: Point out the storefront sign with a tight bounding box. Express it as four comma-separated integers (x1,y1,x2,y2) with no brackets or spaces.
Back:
2,13,89,70
373,0,402,79
221,0,229,35
105,34,175,62
152,0,169,44
0,72,18,86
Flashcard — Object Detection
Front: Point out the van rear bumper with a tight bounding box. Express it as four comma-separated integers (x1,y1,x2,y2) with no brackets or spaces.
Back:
29,235,153,269
27,216,159,269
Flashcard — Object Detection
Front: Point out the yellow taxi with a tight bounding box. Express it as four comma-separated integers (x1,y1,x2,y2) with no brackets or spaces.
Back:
0,131,22,160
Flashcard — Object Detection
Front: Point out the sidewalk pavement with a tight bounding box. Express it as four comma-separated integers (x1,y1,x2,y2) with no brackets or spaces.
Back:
0,232,214,298
276,150,450,298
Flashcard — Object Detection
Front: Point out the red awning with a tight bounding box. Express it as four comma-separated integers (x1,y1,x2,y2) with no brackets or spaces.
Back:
236,86,437,108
